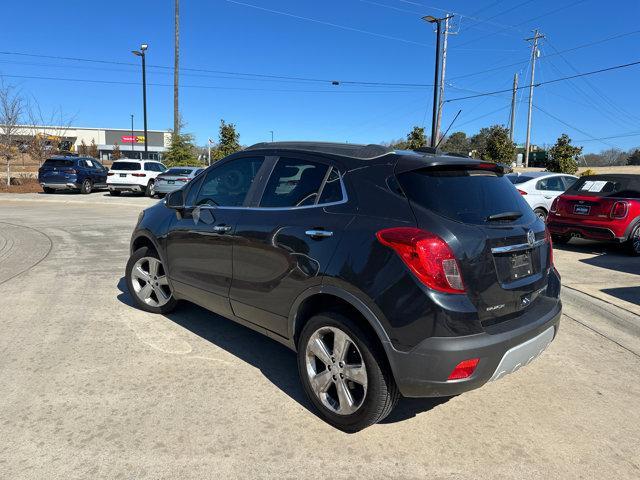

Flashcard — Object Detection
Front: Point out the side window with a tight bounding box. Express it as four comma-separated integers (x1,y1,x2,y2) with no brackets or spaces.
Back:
185,174,205,206
318,168,344,204
562,176,577,190
537,176,564,191
195,157,264,207
260,158,330,207
144,163,154,171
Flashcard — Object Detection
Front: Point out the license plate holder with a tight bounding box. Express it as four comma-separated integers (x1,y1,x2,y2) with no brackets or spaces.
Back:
168,180,175,184
119,173,127,178
574,204,590,215
510,251,533,280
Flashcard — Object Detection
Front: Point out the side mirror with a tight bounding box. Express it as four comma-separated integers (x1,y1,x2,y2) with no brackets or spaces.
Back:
166,190,185,210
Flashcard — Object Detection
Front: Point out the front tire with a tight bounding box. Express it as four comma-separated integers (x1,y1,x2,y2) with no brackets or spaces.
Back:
126,246,177,314
297,311,399,432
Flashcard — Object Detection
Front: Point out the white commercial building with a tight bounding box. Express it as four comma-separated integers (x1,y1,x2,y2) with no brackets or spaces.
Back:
13,124,171,161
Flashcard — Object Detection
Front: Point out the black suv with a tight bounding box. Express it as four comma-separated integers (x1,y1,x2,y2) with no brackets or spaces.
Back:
126,142,561,431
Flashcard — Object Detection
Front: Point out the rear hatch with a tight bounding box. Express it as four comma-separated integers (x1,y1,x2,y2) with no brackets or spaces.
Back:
108,161,144,184
554,176,638,220
39,159,76,183
396,163,552,326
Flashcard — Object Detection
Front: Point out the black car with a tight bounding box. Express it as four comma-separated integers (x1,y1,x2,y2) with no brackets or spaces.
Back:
38,156,108,194
126,142,561,431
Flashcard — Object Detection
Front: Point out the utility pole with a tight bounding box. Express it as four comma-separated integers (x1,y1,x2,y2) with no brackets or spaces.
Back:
435,14,451,143
509,72,518,142
423,14,454,148
524,29,544,168
174,0,180,136
207,138,212,166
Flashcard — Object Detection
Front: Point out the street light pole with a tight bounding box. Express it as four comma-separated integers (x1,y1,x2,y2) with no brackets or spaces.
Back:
269,130,274,142
132,44,149,158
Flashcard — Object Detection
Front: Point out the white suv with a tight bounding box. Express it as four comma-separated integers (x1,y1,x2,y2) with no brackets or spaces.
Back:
107,160,167,197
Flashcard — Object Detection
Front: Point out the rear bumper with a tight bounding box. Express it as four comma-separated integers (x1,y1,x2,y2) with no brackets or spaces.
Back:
154,182,182,193
108,183,144,192
40,181,80,190
387,299,561,397
547,218,626,241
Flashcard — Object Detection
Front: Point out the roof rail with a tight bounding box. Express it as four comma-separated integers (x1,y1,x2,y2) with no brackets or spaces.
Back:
245,141,393,160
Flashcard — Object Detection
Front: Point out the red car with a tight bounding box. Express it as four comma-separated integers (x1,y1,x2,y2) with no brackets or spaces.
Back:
547,174,640,255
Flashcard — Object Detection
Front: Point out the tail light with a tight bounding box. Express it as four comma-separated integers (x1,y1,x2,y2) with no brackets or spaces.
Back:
517,189,527,195
107,172,114,176
448,358,479,380
610,201,628,219
132,173,146,177
545,228,554,266
550,197,559,214
376,227,465,294
62,168,77,174
176,177,189,182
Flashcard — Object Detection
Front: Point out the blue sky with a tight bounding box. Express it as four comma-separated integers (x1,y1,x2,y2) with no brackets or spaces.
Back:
1,0,639,153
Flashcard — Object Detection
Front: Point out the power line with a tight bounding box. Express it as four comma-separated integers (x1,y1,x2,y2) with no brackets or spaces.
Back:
444,59,640,102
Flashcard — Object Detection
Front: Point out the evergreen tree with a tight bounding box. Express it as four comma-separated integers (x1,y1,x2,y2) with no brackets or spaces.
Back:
547,134,582,174
213,120,241,161
406,126,428,150
164,130,198,166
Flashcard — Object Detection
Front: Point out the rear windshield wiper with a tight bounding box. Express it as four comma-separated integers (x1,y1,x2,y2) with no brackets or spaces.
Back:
486,211,523,222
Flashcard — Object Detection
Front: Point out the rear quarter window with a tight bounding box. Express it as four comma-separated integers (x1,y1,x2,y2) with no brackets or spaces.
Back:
398,168,535,225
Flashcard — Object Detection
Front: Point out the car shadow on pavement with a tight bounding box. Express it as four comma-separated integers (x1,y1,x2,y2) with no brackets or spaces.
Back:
600,286,640,306
554,239,639,276
117,277,447,426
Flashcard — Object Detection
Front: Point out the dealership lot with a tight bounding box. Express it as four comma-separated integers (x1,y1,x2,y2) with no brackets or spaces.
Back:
0,194,639,479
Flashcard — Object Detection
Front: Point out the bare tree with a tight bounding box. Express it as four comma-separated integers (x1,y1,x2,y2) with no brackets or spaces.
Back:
0,81,24,187
26,99,75,166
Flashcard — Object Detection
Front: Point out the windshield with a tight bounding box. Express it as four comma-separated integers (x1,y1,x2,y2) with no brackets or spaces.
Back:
398,168,535,225
111,161,141,171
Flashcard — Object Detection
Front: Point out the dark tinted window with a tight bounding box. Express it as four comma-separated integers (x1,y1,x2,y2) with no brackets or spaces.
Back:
196,157,263,207
43,159,74,168
566,177,640,197
260,158,329,207
398,168,535,225
506,174,534,184
318,168,343,204
185,174,205,206
164,168,194,176
111,161,141,171
144,162,164,172
536,176,565,191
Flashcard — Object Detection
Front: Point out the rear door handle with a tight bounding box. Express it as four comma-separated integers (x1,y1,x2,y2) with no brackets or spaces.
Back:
212,225,232,233
305,229,333,238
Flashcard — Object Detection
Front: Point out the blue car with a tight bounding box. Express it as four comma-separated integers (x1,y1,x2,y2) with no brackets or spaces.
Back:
38,156,109,194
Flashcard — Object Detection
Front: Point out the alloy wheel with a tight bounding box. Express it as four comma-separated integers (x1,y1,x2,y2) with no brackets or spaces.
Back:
304,326,368,416
130,257,172,307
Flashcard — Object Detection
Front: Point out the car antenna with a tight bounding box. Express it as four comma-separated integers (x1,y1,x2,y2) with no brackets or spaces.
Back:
435,109,462,150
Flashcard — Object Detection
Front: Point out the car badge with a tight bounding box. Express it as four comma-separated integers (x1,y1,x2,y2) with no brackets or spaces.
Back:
527,229,535,247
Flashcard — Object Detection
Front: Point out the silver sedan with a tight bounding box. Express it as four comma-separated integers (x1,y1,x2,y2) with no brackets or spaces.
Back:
153,166,205,196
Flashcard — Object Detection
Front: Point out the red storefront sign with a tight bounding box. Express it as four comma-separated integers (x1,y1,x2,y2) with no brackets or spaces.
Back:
121,135,145,143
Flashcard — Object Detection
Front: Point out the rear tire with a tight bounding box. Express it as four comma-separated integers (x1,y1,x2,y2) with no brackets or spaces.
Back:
551,234,570,245
42,187,55,194
145,180,155,197
126,246,177,314
80,179,93,194
533,208,547,222
297,311,399,432
626,224,640,256
109,190,121,196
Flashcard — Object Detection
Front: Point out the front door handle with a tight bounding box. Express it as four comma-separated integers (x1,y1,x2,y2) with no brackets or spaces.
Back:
212,225,232,233
305,229,333,238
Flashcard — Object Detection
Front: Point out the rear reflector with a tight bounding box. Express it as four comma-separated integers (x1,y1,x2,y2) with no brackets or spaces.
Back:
376,227,465,293
517,189,527,195
610,201,628,219
448,358,479,380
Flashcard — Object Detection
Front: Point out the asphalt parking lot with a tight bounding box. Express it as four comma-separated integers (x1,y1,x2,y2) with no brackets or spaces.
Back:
1,192,639,479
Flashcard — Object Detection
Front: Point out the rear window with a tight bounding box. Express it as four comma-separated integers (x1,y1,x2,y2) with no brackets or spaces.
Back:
164,168,194,176
43,159,74,168
398,168,535,225
567,176,640,198
506,174,534,184
111,161,141,171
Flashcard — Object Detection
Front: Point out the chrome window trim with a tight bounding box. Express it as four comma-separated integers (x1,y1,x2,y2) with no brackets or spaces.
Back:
491,239,546,254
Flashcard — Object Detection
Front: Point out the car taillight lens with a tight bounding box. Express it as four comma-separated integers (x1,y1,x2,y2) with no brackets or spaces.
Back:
610,201,628,219
132,173,146,177
176,177,189,182
107,172,114,176
376,227,465,293
448,358,479,380
550,197,559,213
545,228,554,266
517,189,527,195
62,168,77,174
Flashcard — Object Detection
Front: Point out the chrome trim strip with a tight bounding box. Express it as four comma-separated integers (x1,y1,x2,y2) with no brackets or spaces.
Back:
491,238,546,254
